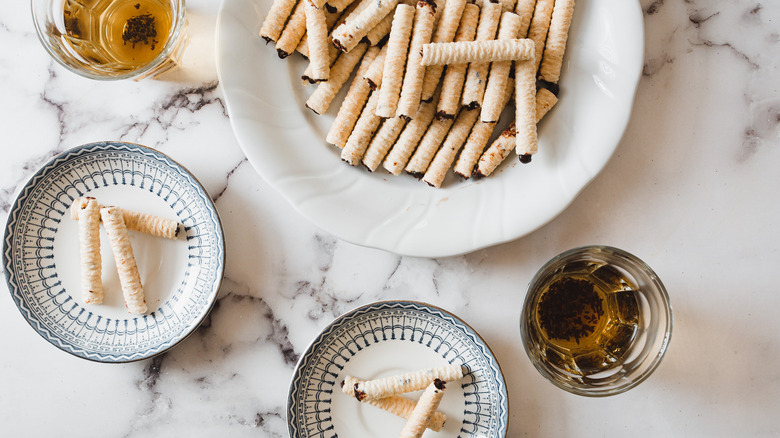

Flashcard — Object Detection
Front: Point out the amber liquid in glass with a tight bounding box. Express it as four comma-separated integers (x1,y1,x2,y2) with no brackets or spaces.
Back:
532,262,640,376
62,0,173,73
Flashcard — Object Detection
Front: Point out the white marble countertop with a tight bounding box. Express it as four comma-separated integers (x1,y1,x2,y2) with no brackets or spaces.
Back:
2,0,779,436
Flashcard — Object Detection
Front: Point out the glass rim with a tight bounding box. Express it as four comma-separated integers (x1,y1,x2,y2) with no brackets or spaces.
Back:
520,245,673,397
30,0,187,81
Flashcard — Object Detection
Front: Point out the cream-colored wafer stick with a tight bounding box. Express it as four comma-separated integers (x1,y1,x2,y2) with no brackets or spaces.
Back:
122,210,180,240
365,8,395,45
376,3,415,118
298,3,355,57
396,0,436,119
301,3,359,79
307,43,369,114
70,202,180,240
326,0,357,13
476,121,515,177
421,38,534,65
461,1,502,109
475,87,557,176
260,0,298,43
100,206,147,315
302,44,340,84
276,0,308,58
75,198,103,304
332,0,399,52
535,86,559,120
405,116,454,176
303,0,331,82
342,364,463,401
362,116,407,170
327,46,381,147
539,0,575,84
341,91,383,165
514,0,535,36
515,51,537,156
365,395,446,431
422,107,479,187
383,89,439,174
435,3,479,119
454,120,494,177
527,0,554,70
419,0,467,102
398,379,447,438
363,45,388,90
454,76,513,177
480,12,521,123
364,0,416,45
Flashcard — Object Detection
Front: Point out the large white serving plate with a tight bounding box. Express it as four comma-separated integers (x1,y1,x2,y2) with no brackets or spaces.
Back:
216,0,643,258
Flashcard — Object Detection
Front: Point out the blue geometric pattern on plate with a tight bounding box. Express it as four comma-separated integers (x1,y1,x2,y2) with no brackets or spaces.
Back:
287,300,508,438
2,141,224,363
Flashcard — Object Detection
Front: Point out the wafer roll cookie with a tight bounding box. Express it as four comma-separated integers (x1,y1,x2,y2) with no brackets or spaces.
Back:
396,1,436,119
365,8,395,45
260,0,298,43
461,1,501,109
365,395,446,431
422,38,534,65
515,53,537,156
100,206,147,314
342,91,383,165
362,116,407,170
327,46,381,147
121,211,180,240
299,2,358,57
307,44,369,114
363,45,388,90
303,0,331,82
405,116,454,176
276,0,308,58
70,202,180,239
535,87,558,120
376,4,415,118
435,3,479,119
476,87,557,176
422,107,479,187
382,89,439,174
539,0,575,83
527,0,555,70
295,10,341,59
513,0,535,36
326,0,357,13
398,379,447,438
419,0,467,102
454,76,513,177
343,364,463,401
476,121,515,177
75,198,103,304
480,12,521,123
332,0,399,52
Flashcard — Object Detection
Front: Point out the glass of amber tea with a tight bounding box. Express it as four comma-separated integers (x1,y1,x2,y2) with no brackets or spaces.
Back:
521,246,672,396
32,0,188,80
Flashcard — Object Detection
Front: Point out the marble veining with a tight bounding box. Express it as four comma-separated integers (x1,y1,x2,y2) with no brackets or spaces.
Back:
2,0,780,436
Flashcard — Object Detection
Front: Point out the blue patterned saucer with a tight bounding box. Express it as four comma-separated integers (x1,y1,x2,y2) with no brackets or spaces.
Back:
288,301,508,438
3,142,224,363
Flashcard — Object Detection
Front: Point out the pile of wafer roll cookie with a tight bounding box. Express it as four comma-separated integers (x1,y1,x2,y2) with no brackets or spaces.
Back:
71,197,181,314
260,0,574,187
341,364,464,437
